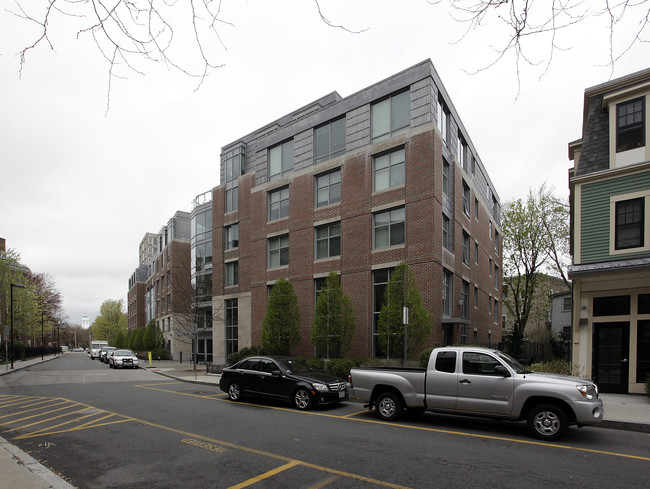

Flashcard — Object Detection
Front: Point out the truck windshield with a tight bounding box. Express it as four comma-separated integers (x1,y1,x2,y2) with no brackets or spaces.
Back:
495,351,532,374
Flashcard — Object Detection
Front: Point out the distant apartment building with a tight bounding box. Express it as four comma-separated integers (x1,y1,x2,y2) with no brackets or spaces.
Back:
143,211,192,357
209,60,503,363
127,233,158,331
569,67,650,394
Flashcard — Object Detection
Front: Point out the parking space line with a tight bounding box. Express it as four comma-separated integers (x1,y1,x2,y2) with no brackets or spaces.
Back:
3,406,89,432
0,399,74,420
0,395,51,409
308,474,340,489
228,460,300,488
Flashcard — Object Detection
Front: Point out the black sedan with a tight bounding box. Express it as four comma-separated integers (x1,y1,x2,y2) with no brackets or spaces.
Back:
219,356,348,410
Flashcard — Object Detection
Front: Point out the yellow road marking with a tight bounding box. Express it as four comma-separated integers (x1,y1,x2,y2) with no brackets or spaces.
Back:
4,407,89,432
309,475,340,488
0,399,74,420
228,460,300,488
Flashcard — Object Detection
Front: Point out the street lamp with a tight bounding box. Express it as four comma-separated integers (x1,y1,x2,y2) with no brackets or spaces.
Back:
10,283,26,369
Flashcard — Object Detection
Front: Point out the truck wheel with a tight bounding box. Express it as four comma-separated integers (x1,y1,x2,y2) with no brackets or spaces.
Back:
527,403,568,441
375,392,403,421
228,382,242,401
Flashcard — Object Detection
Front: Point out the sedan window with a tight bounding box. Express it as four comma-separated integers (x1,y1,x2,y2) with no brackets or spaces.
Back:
275,358,313,374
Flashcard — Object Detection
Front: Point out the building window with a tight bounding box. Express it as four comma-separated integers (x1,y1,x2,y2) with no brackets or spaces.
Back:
374,207,405,249
562,297,572,312
438,98,448,146
442,158,450,197
374,147,405,192
315,170,341,208
474,242,479,264
315,118,345,163
494,299,499,323
268,235,289,268
494,230,500,254
443,269,453,317
616,97,645,152
315,276,329,303
371,90,410,142
494,265,499,289
461,280,469,319
615,197,644,249
474,285,479,308
315,222,341,260
462,231,470,265
461,140,470,171
225,146,245,182
194,242,212,271
462,181,470,217
637,320,650,383
226,298,238,357
475,198,479,220
192,209,212,242
269,187,290,221
226,187,238,213
196,274,212,301
225,223,239,250
442,214,451,250
269,139,294,180
225,261,238,287
372,268,393,357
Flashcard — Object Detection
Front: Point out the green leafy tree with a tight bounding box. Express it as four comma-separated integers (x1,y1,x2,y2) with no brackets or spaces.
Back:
114,330,126,349
143,320,164,351
261,278,301,355
377,262,432,361
133,327,146,352
91,299,127,344
311,272,356,359
502,184,569,357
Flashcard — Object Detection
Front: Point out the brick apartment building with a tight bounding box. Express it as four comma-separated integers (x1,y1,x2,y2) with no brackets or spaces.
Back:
209,60,503,364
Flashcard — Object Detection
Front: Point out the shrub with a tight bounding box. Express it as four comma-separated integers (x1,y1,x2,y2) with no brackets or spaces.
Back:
326,358,355,379
227,345,264,365
528,359,572,376
418,348,434,367
304,357,324,372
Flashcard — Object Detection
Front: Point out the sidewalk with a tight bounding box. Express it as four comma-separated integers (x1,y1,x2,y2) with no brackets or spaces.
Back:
1,355,649,489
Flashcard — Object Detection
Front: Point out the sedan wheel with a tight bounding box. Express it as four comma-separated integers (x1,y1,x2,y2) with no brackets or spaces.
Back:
228,382,241,401
293,388,312,410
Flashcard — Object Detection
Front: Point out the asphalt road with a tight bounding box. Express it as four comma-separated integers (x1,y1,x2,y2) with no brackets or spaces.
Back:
1,354,648,488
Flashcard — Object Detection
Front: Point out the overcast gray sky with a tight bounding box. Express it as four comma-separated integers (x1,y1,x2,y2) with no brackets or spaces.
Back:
1,1,648,327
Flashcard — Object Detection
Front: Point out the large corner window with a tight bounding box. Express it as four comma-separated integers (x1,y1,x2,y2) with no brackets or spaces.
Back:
315,118,346,163
268,235,289,268
192,209,212,242
315,170,341,208
269,187,289,221
373,147,405,192
615,197,644,250
224,146,246,182
373,207,405,249
315,222,341,259
269,140,294,180
616,97,645,152
371,91,410,142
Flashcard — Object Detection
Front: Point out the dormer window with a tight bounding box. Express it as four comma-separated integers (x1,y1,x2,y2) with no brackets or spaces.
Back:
617,97,645,152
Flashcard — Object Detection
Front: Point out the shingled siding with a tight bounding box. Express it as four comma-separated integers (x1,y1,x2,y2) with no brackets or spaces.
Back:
580,170,650,263
576,94,610,177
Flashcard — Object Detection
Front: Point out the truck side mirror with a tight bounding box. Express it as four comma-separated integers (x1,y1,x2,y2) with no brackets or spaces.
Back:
494,365,511,377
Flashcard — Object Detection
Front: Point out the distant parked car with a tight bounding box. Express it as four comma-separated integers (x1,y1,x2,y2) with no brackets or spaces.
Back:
98,346,117,363
219,356,348,410
72,347,84,352
109,350,139,369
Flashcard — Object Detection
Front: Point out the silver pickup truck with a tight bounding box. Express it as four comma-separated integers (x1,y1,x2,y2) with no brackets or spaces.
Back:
349,346,604,440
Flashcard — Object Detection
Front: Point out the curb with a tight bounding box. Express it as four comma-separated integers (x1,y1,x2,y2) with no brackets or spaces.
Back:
599,420,650,433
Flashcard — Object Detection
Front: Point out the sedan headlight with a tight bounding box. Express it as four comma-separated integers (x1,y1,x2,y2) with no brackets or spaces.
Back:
577,384,598,400
312,383,329,392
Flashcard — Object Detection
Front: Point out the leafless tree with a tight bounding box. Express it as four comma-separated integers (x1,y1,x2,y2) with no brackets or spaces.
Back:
444,0,650,90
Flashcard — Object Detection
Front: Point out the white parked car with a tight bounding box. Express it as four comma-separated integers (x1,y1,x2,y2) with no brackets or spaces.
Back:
109,350,139,369
99,346,117,363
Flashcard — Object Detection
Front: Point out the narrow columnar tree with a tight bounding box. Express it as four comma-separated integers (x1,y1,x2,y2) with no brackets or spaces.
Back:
311,272,356,359
262,278,301,355
377,262,432,361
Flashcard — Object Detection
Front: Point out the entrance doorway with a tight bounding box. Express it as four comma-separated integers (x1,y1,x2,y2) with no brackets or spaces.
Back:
593,322,630,393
